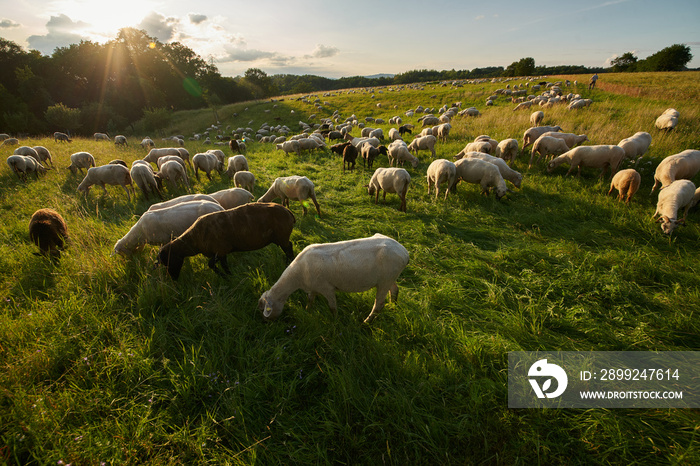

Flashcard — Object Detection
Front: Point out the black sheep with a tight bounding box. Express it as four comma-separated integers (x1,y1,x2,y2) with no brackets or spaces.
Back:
29,208,68,261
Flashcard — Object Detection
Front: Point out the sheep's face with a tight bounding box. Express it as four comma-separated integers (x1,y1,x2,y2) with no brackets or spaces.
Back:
258,292,283,320
659,216,680,235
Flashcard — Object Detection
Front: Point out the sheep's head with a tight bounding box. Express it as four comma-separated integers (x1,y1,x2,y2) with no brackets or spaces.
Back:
258,291,283,320
658,215,683,235
156,243,184,280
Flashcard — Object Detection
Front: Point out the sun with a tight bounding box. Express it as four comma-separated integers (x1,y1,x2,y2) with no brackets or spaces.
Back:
51,0,158,40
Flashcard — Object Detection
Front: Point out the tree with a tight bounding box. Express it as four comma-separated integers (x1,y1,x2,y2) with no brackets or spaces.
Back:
504,57,536,77
44,103,81,134
638,44,692,72
610,52,638,72
243,68,275,98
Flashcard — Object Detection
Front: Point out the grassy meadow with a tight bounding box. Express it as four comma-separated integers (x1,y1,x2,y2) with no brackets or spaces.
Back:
1,72,699,464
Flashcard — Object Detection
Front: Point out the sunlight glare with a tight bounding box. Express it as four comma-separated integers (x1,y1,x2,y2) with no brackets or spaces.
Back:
51,0,157,40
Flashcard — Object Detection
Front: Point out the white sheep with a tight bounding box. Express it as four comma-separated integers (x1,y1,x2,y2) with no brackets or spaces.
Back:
655,108,679,130
225,155,249,179
530,111,544,127
156,155,187,172
407,135,437,158
94,133,110,141
77,164,134,201
258,175,321,216
54,132,72,143
453,158,507,198
258,233,410,324
650,150,700,194
522,125,562,149
547,145,626,178
495,139,519,166
652,180,698,235
539,131,589,149
367,167,411,212
608,169,641,204
114,135,128,146
233,170,256,193
7,155,47,181
617,132,652,163
435,123,451,143
130,162,161,201
156,160,190,192
148,193,219,211
114,200,224,256
426,159,457,200
32,146,54,167
67,152,96,175
276,140,300,156
529,136,570,168
144,148,181,165
140,137,155,149
464,152,522,188
208,187,254,210
388,128,402,141
192,152,223,181
387,140,418,168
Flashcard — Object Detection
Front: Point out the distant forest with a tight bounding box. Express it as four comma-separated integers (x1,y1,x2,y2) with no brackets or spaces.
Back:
0,27,693,136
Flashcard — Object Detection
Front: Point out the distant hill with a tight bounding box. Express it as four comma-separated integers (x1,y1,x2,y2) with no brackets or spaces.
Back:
365,73,395,79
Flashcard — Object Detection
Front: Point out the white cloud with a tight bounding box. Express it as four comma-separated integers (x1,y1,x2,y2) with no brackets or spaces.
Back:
138,11,180,42
0,18,20,28
475,15,485,20
27,14,90,54
188,13,207,24
308,44,339,59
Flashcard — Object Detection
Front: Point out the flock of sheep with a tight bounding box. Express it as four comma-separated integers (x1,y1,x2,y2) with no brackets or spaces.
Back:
2,79,699,323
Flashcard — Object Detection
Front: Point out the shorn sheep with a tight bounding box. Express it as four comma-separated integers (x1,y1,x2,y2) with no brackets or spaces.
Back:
453,158,507,199
77,164,134,201
192,152,223,181
32,146,54,167
617,132,652,163
233,171,255,193
113,200,224,256
67,152,96,175
464,152,522,188
258,176,321,217
225,155,249,179
426,159,457,200
29,208,68,261
54,132,72,143
495,139,519,166
522,125,562,149
155,160,190,192
258,233,410,324
407,135,437,158
547,145,626,178
655,108,679,131
650,150,700,194
148,193,219,211
530,111,544,127
608,169,641,204
529,136,570,168
367,167,411,212
156,203,296,280
387,140,418,168
7,155,47,181
652,180,699,235
208,188,254,210
130,162,162,201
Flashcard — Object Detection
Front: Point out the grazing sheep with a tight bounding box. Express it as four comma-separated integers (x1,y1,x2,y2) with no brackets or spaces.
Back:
155,160,190,192
6,155,47,181
130,162,162,201
276,140,300,156
225,155,249,179
539,131,589,149
108,159,128,168
66,152,96,175
2,138,19,146
114,135,128,146
176,148,192,169
650,150,700,194
148,194,219,211
360,144,388,170
547,145,626,178
398,124,413,136
453,158,508,199
513,101,533,111
434,123,451,143
653,180,698,235
94,132,110,141
258,176,321,217
192,152,223,181
140,137,155,148
529,136,570,168
156,155,187,172
426,159,457,200
367,167,411,212
13,146,39,161
655,108,679,131
208,187,254,210
29,208,68,261
608,169,641,204
144,148,181,165
54,132,72,143
113,200,224,256
522,125,562,149
258,233,409,324
407,135,437,158
77,164,134,201
455,140,492,159
464,152,522,188
388,128,402,141
530,111,544,127
156,203,296,280
495,139,519,165
387,140,418,168
31,146,54,167
233,171,256,193
617,132,652,163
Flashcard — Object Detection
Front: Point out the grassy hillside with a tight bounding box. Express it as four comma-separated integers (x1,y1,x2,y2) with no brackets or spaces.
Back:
1,72,699,464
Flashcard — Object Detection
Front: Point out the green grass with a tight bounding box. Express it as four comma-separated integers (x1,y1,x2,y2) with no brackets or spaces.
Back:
1,72,699,465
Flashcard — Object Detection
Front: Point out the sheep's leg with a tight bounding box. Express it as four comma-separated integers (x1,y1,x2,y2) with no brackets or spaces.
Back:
219,254,231,275
311,194,321,217
100,182,108,195
389,282,399,303
121,184,131,202
364,292,388,324
322,292,338,316
306,292,316,309
279,241,294,263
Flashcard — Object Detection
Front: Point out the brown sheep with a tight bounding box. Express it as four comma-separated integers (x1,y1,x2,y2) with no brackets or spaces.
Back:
608,169,641,204
29,208,68,261
156,203,296,280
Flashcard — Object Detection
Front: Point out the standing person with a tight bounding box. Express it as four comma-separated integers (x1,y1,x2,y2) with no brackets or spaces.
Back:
589,73,599,90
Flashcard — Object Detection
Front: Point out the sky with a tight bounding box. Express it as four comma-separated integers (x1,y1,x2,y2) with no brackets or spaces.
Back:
1,0,699,78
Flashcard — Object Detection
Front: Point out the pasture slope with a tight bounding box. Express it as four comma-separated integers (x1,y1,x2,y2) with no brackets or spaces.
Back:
1,72,699,464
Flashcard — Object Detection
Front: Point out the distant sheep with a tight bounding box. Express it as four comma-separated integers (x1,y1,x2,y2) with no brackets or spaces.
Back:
367,167,411,212
276,140,300,156
608,169,641,204
407,135,437,158
650,150,700,194
54,132,72,143
225,155,249,179
495,139,519,165
144,148,181,165
547,145,626,178
156,203,296,280
530,111,544,127
426,159,457,200
66,152,96,175
652,180,698,235
94,133,110,141
258,176,321,216
29,208,68,261
192,152,223,181
258,234,409,324
114,135,128,146
77,164,134,201
233,171,256,193
140,137,155,149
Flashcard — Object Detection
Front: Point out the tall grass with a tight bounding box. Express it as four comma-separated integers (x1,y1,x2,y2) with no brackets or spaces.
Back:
1,72,699,464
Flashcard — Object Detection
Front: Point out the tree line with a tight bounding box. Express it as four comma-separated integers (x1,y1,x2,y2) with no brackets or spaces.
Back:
0,29,693,136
